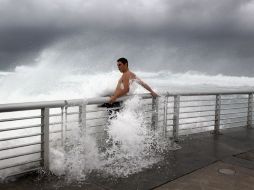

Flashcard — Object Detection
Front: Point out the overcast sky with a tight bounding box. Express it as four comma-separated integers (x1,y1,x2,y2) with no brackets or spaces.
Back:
0,0,254,76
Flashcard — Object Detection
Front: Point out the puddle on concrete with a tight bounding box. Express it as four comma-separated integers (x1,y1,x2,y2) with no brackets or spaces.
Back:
218,168,236,175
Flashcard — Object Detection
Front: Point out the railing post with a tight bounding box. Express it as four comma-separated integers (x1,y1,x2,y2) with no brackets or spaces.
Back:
173,95,180,141
152,97,159,130
247,93,253,128
63,106,68,144
41,108,50,171
79,106,82,125
163,95,168,138
214,94,221,134
80,103,87,134
60,107,64,146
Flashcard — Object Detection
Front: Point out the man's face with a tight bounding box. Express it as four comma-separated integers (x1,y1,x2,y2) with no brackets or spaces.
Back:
117,61,125,73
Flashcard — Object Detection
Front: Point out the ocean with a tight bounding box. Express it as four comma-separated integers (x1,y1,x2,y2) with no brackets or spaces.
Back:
1,64,254,104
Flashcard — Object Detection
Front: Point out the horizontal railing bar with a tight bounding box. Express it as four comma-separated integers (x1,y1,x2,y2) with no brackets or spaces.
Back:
87,109,106,113
221,121,247,125
180,119,215,125
0,115,42,122
180,104,215,108
180,109,215,114
180,125,214,131
141,95,154,100
0,159,42,171
221,94,248,96
167,91,251,96
49,122,63,126
221,98,248,101
194,124,215,129
6,167,41,178
220,111,247,115
0,150,42,161
223,125,245,129
220,102,248,106
179,114,215,119
220,116,248,120
220,107,248,111
179,99,215,103
49,113,62,117
87,124,106,128
67,112,79,116
0,100,66,112
86,116,108,121
107,107,123,111
0,141,42,152
167,118,174,121
0,133,42,142
0,124,41,132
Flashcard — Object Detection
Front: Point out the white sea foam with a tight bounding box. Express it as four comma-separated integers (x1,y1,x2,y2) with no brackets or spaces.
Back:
1,64,254,104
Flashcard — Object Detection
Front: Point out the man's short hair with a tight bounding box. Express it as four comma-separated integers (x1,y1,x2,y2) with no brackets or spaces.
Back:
117,57,128,65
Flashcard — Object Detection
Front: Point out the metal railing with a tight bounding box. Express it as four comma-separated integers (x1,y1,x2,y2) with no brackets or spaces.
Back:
0,91,253,178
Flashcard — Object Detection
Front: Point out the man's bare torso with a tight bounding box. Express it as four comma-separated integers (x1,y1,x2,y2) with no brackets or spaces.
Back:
116,71,136,91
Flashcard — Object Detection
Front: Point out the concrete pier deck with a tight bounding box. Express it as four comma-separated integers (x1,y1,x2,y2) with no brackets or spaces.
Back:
1,127,254,190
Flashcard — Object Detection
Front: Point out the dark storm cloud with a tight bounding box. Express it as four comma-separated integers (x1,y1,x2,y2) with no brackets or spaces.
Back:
0,0,254,75
0,0,81,69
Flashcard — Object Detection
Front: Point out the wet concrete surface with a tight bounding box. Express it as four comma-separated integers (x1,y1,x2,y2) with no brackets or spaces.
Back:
1,127,254,190
154,161,254,190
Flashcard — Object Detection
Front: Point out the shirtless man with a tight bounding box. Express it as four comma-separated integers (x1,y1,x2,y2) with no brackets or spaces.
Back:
109,57,158,104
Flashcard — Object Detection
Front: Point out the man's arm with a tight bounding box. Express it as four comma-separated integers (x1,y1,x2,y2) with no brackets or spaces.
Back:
109,74,130,103
136,77,158,97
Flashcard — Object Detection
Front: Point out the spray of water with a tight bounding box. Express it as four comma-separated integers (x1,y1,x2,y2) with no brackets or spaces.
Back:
50,125,102,181
101,96,162,177
49,96,168,181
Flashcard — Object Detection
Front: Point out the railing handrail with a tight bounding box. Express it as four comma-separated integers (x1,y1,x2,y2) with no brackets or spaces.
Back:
166,90,254,96
0,90,254,112
0,93,154,112
0,100,66,112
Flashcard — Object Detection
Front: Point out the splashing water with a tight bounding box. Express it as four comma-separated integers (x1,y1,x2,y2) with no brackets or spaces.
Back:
50,96,169,181
101,96,163,177
50,126,103,181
